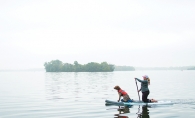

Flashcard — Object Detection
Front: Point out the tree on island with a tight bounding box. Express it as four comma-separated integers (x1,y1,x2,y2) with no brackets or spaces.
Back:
44,60,115,72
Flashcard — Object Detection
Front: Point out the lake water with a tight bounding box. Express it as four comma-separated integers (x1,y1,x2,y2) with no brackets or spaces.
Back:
0,70,195,118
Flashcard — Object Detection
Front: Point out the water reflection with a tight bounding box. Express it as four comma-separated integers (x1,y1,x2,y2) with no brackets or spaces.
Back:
45,72,73,100
137,105,150,118
114,106,130,118
45,72,114,100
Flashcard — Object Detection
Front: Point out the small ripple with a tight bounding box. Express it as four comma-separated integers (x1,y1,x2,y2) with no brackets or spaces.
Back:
171,99,195,104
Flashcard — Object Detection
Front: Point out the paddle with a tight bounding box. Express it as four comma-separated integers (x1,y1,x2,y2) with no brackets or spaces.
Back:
135,78,140,101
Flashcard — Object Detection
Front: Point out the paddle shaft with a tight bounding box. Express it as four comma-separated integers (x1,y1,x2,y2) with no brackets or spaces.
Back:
135,79,140,101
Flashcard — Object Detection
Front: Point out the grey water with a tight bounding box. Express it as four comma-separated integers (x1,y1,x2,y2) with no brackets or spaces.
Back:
0,70,195,118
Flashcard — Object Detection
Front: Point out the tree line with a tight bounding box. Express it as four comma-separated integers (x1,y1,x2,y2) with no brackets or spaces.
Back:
187,67,195,70
44,60,115,72
114,66,135,71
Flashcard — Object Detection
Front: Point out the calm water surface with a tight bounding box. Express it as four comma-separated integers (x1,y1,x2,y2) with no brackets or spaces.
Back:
0,70,195,118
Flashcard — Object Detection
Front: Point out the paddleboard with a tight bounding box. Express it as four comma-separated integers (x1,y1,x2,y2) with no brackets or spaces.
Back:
105,100,173,106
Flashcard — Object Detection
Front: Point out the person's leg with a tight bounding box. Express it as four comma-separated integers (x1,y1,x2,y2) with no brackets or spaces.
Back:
142,92,145,102
143,91,157,103
148,91,157,102
142,91,149,102
150,99,157,102
146,91,150,102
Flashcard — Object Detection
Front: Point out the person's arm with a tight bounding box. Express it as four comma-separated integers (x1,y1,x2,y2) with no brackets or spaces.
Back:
135,78,147,83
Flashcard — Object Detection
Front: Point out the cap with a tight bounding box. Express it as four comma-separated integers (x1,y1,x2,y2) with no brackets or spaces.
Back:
142,75,149,78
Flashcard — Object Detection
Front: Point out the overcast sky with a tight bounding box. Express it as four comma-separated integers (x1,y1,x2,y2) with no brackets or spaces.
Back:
0,0,195,70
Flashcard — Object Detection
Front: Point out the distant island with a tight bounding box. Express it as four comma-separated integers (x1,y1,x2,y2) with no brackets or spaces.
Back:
187,67,195,70
114,66,135,71
134,66,195,70
44,60,115,72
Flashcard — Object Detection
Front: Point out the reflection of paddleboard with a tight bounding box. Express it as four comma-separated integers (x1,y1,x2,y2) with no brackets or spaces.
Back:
105,100,173,106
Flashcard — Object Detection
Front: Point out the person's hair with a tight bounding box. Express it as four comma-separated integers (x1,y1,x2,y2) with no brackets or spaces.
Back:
114,85,121,90
147,78,150,85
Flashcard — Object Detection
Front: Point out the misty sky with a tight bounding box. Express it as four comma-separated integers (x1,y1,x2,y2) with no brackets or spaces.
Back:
1,0,195,70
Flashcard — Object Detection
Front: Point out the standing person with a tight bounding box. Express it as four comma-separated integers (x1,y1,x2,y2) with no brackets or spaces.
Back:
135,75,157,103
114,85,132,102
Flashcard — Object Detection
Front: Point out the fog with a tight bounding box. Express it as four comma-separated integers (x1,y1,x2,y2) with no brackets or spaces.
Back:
1,0,195,70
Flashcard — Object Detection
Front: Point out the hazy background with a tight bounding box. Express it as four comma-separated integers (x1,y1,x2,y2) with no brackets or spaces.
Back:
1,0,195,70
